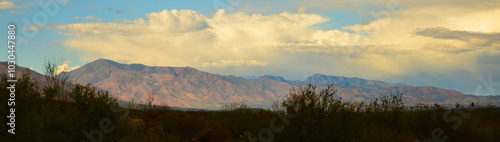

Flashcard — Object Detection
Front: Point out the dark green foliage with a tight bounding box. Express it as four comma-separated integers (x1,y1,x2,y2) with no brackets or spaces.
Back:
282,84,336,118
0,72,119,141
43,58,70,101
70,84,118,109
0,76,499,142
269,84,500,141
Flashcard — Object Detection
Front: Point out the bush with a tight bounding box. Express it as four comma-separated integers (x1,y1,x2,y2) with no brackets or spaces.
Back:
219,102,248,111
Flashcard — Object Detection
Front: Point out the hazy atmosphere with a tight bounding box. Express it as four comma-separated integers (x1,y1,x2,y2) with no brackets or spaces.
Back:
2,0,500,141
2,0,500,95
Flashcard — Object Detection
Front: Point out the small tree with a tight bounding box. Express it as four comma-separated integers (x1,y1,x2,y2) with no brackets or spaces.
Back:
281,84,338,118
139,77,169,133
366,93,405,112
43,57,70,101
275,84,339,142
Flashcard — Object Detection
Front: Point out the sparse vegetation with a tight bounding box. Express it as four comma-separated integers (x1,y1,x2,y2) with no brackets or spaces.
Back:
42,58,70,101
219,102,248,111
0,68,499,142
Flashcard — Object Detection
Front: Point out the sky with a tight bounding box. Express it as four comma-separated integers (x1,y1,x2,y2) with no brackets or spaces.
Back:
1,0,500,95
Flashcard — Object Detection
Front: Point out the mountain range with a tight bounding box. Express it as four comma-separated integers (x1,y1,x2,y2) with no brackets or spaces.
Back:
2,59,499,109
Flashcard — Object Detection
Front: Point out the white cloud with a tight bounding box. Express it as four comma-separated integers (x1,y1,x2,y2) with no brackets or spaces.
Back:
316,0,500,93
0,1,17,9
55,63,69,75
339,0,500,76
55,61,80,75
69,66,81,70
51,5,500,94
55,9,355,69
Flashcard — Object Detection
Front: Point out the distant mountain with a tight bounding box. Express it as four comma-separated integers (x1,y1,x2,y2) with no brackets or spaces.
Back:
259,74,393,89
259,75,302,85
3,59,498,109
0,62,46,86
62,59,500,109
239,75,259,79
66,59,292,109
392,82,410,86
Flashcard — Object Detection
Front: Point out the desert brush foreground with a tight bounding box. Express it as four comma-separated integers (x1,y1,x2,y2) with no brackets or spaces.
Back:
1,72,499,142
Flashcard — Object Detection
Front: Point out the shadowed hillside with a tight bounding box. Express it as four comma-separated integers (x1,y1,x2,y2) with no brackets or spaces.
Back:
65,59,292,109
52,59,500,109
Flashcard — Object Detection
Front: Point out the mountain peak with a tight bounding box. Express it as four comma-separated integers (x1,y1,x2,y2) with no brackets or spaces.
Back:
92,58,119,64
258,75,303,85
57,58,499,109
86,59,200,73
392,82,410,86
259,75,286,81
305,74,339,82
85,59,150,72
311,73,328,77
303,74,393,89
86,58,121,68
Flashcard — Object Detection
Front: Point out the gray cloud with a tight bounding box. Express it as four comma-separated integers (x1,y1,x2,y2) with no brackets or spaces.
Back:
421,43,475,54
414,27,500,46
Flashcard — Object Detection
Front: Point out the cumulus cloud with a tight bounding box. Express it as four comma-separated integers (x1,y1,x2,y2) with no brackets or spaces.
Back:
55,61,80,75
51,3,500,94
55,62,70,75
54,9,359,70
329,0,500,93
